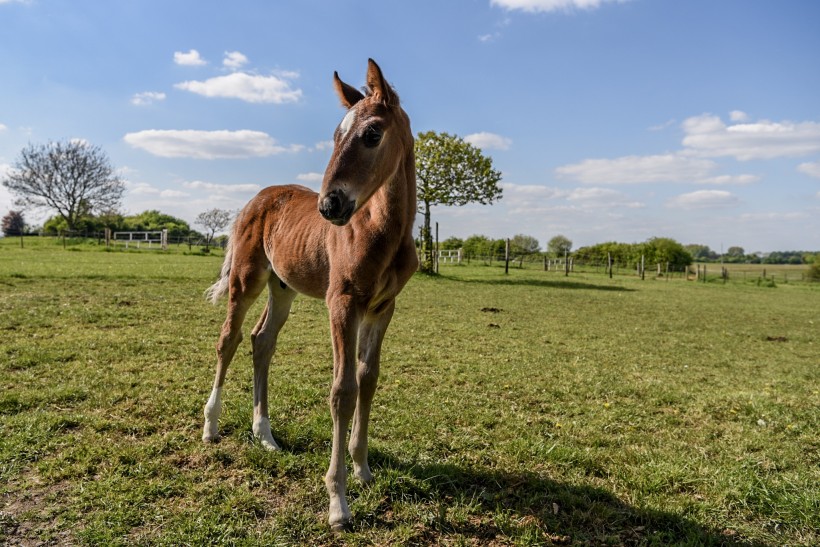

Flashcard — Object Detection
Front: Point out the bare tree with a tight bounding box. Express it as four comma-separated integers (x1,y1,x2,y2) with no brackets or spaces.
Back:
1,140,124,232
196,208,232,250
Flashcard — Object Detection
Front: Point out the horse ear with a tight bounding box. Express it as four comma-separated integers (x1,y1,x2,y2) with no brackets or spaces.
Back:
366,58,396,106
334,71,365,109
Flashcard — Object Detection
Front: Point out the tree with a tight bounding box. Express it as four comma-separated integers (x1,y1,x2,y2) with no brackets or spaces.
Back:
2,210,26,236
510,234,540,255
125,210,191,238
462,234,492,260
196,208,232,250
1,140,124,231
685,244,717,261
440,236,464,250
415,131,503,273
547,235,573,256
645,237,693,269
726,246,745,263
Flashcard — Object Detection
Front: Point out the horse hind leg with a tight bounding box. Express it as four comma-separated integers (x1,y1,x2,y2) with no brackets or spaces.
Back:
250,277,297,451
203,265,268,443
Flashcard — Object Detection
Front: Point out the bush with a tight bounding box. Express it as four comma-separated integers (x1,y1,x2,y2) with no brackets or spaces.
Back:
807,262,820,282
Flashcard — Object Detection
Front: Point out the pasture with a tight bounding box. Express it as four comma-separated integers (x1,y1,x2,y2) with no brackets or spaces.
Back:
1,239,818,545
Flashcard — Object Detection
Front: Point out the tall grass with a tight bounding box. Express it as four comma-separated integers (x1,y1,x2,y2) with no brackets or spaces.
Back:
1,239,817,545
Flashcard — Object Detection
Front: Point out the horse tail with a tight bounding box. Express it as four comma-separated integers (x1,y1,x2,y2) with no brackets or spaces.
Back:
205,236,232,305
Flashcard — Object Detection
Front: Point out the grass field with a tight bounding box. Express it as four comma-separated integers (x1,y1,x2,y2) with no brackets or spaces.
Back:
1,238,818,545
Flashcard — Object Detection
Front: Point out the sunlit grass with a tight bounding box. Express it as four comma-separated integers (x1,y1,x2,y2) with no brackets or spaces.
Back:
1,240,818,545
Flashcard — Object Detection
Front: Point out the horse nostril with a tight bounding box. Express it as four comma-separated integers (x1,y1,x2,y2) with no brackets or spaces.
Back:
319,192,343,220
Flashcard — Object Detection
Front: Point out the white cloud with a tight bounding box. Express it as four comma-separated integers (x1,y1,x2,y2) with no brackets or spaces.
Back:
491,0,627,13
648,119,676,132
556,153,716,184
183,180,262,194
797,161,820,179
682,114,820,160
174,49,207,66
174,72,302,104
666,190,740,210
223,51,249,70
0,123,7,132
123,129,303,159
297,172,323,183
729,110,750,122
738,211,808,222
0,163,14,212
464,132,512,151
314,140,334,151
698,174,760,185
566,187,645,208
131,91,166,106
126,182,190,198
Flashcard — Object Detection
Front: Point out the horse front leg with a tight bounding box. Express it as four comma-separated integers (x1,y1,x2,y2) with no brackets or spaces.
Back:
349,300,395,484
324,294,361,532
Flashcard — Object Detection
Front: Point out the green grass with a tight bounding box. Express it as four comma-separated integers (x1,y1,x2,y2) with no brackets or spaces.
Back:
1,239,818,545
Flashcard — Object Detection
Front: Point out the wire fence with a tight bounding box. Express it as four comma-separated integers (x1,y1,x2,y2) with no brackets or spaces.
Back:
440,251,816,284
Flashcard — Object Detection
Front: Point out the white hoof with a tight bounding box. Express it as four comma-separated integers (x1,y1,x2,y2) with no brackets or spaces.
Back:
353,463,374,484
203,420,220,443
253,417,281,451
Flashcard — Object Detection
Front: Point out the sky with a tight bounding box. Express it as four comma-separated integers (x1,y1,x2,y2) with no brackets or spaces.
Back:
1,0,819,253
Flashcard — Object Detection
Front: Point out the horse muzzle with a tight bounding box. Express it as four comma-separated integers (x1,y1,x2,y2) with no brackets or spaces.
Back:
318,190,356,226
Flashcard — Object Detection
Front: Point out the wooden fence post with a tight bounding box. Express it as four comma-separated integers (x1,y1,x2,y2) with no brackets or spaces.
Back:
435,222,439,274
504,238,510,275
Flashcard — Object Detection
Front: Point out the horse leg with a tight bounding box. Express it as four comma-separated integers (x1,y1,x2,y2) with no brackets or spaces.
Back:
349,300,395,484
324,294,361,531
203,265,268,443
250,277,296,451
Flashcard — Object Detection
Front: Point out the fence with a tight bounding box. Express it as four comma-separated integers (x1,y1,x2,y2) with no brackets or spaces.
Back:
112,230,168,250
437,251,815,284
15,232,226,252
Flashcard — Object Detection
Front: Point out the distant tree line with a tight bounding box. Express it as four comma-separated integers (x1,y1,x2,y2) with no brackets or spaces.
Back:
685,244,818,265
1,209,235,250
426,234,819,268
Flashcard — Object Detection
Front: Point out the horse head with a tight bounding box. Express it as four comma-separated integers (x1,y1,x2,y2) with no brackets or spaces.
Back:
318,59,412,226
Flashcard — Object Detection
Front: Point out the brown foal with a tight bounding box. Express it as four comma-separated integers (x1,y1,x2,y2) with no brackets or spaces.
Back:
202,59,417,531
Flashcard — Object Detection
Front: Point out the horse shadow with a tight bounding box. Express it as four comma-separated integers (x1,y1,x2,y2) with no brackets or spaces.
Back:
437,273,636,292
339,448,762,546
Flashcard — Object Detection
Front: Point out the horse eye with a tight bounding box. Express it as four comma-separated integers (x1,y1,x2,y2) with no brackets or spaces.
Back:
363,126,382,148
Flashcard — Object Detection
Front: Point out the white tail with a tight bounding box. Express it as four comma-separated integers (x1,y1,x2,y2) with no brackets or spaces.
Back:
204,238,232,304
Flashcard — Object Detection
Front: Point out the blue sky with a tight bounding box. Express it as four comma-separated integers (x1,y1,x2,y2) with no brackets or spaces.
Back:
1,0,819,253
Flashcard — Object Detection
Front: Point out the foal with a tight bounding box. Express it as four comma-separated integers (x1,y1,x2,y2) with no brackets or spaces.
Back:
202,59,417,531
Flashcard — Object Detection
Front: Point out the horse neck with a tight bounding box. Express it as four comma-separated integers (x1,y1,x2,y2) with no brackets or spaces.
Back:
360,146,416,240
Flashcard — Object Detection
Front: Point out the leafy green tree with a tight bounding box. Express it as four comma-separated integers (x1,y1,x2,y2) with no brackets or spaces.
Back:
646,237,693,269
510,234,540,255
415,131,503,273
125,210,190,238
725,246,746,263
547,235,572,256
685,244,717,261
462,234,491,260
440,236,464,250
2,140,124,231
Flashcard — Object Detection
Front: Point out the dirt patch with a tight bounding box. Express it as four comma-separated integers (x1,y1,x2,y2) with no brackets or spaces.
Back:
1,476,76,546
